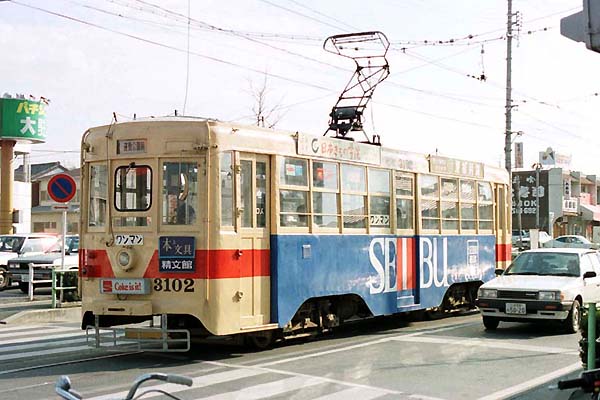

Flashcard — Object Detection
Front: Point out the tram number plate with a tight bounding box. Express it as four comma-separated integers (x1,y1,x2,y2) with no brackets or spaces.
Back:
153,278,195,293
506,302,526,315
115,234,144,246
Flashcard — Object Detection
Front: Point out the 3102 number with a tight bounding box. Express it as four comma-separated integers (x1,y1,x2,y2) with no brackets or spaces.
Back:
153,278,194,292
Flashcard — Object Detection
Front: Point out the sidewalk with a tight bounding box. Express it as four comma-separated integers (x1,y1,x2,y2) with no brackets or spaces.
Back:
0,297,81,325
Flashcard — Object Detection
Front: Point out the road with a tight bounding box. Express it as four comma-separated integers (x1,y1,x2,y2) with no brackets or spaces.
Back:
0,310,586,400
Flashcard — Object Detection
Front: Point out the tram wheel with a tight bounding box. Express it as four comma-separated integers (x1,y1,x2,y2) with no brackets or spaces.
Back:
247,331,274,350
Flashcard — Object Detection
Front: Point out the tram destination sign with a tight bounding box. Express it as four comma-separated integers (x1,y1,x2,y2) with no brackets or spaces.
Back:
297,133,381,165
0,98,47,143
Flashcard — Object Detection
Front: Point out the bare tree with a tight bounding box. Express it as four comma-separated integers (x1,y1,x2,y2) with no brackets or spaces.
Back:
248,73,285,128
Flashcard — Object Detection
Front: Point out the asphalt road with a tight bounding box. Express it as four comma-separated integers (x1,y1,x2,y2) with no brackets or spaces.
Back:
0,311,587,400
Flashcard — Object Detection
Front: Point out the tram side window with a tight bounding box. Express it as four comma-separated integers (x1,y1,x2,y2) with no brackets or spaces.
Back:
369,169,390,228
395,173,414,230
162,162,198,225
89,164,107,227
441,177,458,230
220,152,234,227
478,182,494,231
420,175,440,231
460,180,476,230
256,162,267,228
115,165,151,212
312,161,339,228
279,157,308,227
341,164,367,229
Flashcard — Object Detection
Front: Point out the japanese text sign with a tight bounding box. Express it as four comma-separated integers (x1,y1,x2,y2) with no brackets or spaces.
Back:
159,236,195,273
0,98,46,143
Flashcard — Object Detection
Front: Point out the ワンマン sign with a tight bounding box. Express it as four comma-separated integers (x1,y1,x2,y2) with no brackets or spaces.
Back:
0,98,46,143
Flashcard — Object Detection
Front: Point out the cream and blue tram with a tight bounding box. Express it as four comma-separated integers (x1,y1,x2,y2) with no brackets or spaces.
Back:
79,117,511,347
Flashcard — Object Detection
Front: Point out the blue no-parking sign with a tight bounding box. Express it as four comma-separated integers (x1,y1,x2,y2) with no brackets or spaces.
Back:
47,173,76,203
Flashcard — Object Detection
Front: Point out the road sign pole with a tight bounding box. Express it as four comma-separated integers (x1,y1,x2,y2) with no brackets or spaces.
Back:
53,208,68,309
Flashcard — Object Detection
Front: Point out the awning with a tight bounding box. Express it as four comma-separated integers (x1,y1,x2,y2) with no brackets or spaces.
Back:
580,204,600,221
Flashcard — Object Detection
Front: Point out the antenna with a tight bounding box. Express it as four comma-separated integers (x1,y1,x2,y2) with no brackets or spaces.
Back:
323,31,390,144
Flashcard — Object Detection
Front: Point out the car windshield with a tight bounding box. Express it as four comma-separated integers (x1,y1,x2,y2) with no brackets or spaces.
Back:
47,236,79,253
506,252,580,277
0,236,25,253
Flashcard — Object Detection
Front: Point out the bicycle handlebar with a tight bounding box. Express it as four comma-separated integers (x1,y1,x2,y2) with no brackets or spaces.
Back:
558,368,600,394
557,377,584,390
55,372,193,400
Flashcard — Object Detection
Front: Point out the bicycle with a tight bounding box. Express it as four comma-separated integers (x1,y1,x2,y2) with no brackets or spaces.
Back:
55,372,193,400
557,368,600,400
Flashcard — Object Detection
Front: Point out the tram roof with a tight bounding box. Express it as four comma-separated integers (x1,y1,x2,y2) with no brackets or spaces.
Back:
84,116,509,183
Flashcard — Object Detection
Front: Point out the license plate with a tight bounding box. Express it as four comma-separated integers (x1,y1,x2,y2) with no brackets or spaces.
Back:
506,302,526,315
115,234,144,246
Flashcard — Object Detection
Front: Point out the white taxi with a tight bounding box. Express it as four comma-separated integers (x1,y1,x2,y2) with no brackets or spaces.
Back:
476,248,600,333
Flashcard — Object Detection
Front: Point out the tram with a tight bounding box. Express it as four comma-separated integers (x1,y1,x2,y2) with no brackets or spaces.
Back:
78,117,510,348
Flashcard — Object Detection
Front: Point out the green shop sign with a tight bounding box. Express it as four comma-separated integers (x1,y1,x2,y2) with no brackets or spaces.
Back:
0,98,47,143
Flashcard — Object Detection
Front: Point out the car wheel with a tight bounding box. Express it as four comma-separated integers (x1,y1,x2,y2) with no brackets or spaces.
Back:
0,267,7,290
483,316,500,330
18,282,31,294
563,299,581,334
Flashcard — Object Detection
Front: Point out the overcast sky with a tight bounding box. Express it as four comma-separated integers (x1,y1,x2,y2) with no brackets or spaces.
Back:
1,0,599,173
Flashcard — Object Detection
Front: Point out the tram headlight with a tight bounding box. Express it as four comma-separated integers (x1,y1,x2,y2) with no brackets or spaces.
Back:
117,249,133,271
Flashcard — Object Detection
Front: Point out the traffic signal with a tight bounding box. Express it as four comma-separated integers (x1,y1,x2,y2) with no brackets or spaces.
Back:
561,0,600,53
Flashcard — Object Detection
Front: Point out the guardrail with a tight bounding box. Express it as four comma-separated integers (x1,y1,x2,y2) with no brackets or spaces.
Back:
26,263,78,308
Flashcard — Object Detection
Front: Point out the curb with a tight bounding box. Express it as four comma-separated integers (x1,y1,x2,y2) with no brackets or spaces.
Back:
1,306,81,325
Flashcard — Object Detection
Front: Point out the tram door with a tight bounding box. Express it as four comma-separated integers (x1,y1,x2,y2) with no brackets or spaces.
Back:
237,153,270,328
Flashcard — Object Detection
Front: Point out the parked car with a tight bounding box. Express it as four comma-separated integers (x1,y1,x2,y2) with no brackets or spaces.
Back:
0,233,59,290
7,235,79,293
476,248,600,333
548,235,599,249
512,230,530,250
512,230,552,252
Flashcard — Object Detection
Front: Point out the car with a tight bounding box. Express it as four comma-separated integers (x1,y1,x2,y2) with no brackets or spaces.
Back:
512,230,530,250
548,235,599,249
7,235,79,293
0,233,59,290
537,231,553,246
475,248,600,333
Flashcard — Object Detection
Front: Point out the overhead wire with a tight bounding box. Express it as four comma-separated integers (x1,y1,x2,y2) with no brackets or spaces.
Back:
8,0,590,146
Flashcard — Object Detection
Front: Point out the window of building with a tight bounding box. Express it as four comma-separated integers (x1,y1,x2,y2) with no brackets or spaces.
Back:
341,164,367,229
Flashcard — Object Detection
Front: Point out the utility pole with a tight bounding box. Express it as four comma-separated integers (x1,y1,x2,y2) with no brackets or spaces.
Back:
504,0,515,174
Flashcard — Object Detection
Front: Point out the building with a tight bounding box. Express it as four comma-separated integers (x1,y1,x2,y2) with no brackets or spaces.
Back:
512,166,600,241
14,162,80,234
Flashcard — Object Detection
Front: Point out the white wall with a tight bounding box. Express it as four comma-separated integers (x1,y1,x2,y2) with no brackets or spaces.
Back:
12,181,31,233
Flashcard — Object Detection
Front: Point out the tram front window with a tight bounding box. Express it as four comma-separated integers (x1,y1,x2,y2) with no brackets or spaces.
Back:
163,162,198,225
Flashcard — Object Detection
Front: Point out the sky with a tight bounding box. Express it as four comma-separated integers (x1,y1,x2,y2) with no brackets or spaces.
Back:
1,0,599,174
